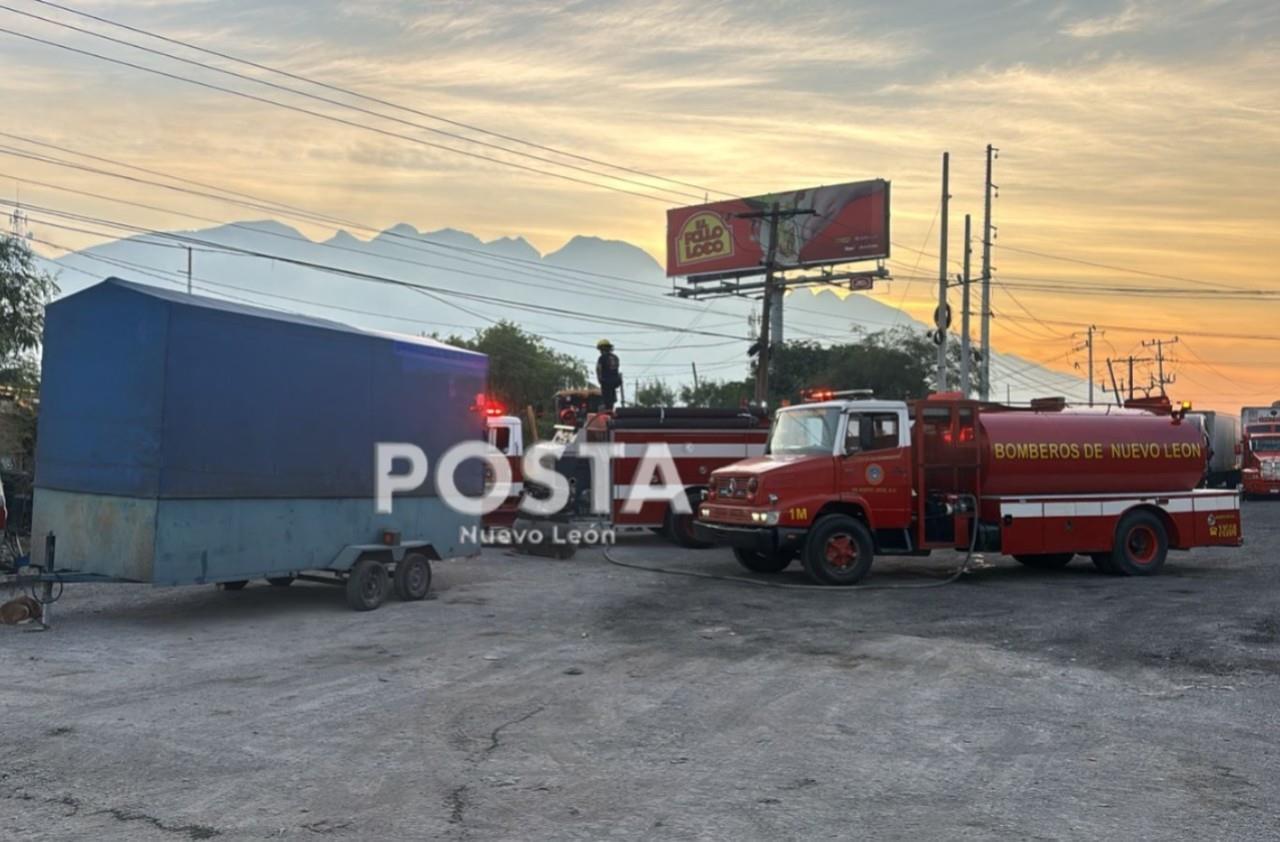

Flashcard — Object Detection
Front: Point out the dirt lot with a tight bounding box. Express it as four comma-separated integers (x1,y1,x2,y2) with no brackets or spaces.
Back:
3,502,1279,841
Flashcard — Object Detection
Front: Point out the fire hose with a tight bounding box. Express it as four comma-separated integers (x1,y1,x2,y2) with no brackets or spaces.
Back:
603,495,981,591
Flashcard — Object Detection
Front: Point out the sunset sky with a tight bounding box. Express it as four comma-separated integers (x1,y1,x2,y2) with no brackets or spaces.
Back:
1,0,1277,410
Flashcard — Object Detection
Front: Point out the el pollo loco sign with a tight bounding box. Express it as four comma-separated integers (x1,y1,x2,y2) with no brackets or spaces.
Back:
666,179,890,279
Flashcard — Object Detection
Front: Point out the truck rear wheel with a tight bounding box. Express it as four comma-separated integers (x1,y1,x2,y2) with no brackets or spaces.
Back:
665,496,712,550
346,559,389,611
732,547,794,574
802,515,874,586
1089,553,1119,575
1012,553,1074,569
393,553,432,601
1108,510,1169,576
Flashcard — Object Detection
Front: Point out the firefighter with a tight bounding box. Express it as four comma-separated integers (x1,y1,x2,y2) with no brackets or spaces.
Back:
596,339,622,410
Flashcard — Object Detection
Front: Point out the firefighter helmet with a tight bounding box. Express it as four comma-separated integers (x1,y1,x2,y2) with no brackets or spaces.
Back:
596,338,613,350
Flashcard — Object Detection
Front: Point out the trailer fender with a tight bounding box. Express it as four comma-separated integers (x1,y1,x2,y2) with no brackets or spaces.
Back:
327,541,440,573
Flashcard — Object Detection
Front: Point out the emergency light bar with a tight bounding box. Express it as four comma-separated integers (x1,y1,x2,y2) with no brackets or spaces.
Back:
802,388,874,402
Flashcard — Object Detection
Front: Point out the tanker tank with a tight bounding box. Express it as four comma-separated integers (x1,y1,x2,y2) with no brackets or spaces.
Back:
979,409,1206,496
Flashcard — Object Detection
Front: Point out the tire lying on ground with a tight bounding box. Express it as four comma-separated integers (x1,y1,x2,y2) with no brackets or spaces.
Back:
1012,553,1075,569
732,547,794,573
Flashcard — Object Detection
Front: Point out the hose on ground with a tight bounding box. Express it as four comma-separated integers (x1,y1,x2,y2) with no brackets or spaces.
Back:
604,496,982,592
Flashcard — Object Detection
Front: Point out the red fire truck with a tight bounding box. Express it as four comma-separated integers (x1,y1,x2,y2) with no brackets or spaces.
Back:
491,407,769,546
694,392,1243,584
1241,403,1280,498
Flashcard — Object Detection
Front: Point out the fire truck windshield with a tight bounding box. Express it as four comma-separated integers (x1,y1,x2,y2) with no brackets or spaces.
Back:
769,407,841,454
1251,437,1280,452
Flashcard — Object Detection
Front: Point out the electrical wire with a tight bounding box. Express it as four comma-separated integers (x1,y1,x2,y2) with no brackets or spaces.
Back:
26,0,729,199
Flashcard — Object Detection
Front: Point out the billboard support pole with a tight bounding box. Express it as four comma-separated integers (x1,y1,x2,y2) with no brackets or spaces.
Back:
936,152,950,391
754,203,781,404
960,214,972,397
979,144,997,401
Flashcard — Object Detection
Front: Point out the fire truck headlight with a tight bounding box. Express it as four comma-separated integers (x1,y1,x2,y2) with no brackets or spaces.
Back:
751,511,780,525
700,507,710,519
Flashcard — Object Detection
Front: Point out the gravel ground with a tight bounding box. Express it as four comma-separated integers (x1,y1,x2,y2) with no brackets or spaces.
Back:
2,502,1279,841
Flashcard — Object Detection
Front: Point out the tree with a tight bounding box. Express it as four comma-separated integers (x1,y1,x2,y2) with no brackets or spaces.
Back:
634,378,676,407
679,378,752,408
761,326,977,406
0,233,59,361
0,233,58,472
443,321,588,430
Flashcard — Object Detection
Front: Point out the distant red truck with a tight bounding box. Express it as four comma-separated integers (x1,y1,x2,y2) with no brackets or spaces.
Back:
1241,403,1280,498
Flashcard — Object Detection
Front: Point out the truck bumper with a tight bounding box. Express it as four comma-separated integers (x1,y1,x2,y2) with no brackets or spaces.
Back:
1242,477,1280,497
693,521,809,555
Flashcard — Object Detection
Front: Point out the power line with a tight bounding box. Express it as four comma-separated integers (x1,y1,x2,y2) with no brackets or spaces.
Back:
991,241,1257,292
0,24,684,205
0,4,706,204
25,0,728,199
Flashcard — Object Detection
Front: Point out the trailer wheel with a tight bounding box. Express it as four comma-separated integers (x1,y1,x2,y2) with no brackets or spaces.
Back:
1108,510,1169,576
219,580,248,591
732,547,794,573
266,576,295,587
802,515,874,585
665,497,712,550
345,559,389,611
1012,553,1074,569
393,553,432,601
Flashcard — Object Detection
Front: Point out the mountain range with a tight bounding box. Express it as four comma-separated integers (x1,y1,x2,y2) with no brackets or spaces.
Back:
35,220,1088,403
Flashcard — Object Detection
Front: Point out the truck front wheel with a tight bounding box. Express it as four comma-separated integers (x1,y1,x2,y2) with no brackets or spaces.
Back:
732,547,794,573
802,515,874,585
1108,511,1169,576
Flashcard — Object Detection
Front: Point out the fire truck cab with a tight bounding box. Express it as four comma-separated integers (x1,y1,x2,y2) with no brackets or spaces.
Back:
696,392,1242,585
1241,403,1280,498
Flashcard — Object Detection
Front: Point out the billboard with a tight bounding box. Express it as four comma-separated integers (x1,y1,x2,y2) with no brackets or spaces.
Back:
666,179,889,280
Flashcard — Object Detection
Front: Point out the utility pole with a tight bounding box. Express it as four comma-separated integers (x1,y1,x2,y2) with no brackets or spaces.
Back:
691,361,700,392
936,152,950,391
960,214,972,397
979,144,997,401
1142,337,1179,396
186,247,193,295
1106,358,1121,406
1073,325,1098,406
737,203,813,405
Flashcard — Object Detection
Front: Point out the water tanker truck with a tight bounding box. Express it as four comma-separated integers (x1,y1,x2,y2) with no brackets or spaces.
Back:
695,392,1242,585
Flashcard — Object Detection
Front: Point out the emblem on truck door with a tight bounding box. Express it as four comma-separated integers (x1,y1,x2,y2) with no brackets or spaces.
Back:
866,464,884,486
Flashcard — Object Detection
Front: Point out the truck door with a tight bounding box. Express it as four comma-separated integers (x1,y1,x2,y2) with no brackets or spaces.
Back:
839,410,911,528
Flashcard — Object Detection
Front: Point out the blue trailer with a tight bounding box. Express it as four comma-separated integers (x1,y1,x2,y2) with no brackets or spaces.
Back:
24,278,488,612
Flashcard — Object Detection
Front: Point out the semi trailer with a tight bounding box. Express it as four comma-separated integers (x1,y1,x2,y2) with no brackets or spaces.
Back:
695,392,1242,585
